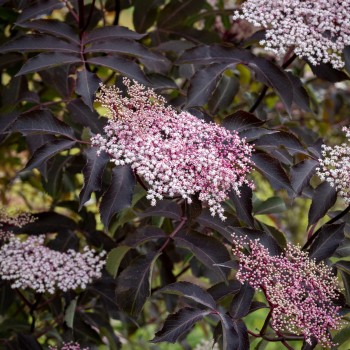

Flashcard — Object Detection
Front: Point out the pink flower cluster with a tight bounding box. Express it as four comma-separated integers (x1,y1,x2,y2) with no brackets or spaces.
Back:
317,127,350,205
91,79,254,220
233,0,350,69
232,235,342,347
0,209,36,241
49,342,89,350
0,235,105,294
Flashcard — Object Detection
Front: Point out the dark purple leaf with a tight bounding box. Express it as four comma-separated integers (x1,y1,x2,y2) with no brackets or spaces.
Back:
147,74,178,89
239,127,274,141
222,110,264,133
39,64,74,98
185,63,228,108
84,25,146,44
209,75,239,114
11,110,74,137
228,185,254,228
105,246,131,278
133,0,165,32
0,35,80,53
152,307,210,343
253,196,286,215
197,209,237,242
137,200,182,220
23,139,76,172
67,99,106,133
76,69,100,110
17,334,42,350
310,62,349,82
234,320,250,350
291,159,318,195
16,52,81,76
0,53,23,69
79,148,109,210
122,226,166,247
286,71,311,111
308,223,345,262
344,46,350,73
308,181,337,227
158,0,206,28
208,280,241,301
335,261,350,275
158,281,216,309
249,57,293,113
116,252,161,316
249,301,267,313
137,56,171,74
87,56,149,85
17,19,79,43
85,38,167,64
156,40,195,54
47,230,79,251
3,75,28,105
41,154,70,197
25,134,55,179
217,313,240,350
340,271,350,305
215,260,239,270
335,238,350,258
229,282,254,319
179,45,293,113
252,152,293,192
99,165,136,228
175,231,231,281
0,112,18,134
16,0,64,23
254,131,306,156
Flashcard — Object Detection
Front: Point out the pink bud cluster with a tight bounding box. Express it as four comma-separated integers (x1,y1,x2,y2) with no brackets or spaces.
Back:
317,127,350,205
91,79,254,220
233,0,350,69
49,342,89,350
0,209,36,241
232,235,342,347
0,235,105,294
194,339,219,350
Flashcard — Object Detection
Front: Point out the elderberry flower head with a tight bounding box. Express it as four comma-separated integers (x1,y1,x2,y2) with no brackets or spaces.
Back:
0,208,36,241
232,235,342,347
316,127,350,205
0,235,106,294
194,339,219,350
49,342,89,350
91,79,254,221
233,0,350,69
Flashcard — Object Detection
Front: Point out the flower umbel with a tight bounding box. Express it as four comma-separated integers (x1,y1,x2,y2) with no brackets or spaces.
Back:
0,235,106,294
49,342,89,350
233,0,350,69
91,79,254,220
316,127,350,205
232,235,342,347
0,209,36,241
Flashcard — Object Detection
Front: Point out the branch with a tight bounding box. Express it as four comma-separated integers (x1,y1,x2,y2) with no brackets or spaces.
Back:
30,294,42,333
113,0,121,25
82,0,96,32
78,0,85,33
157,217,187,253
249,53,297,113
